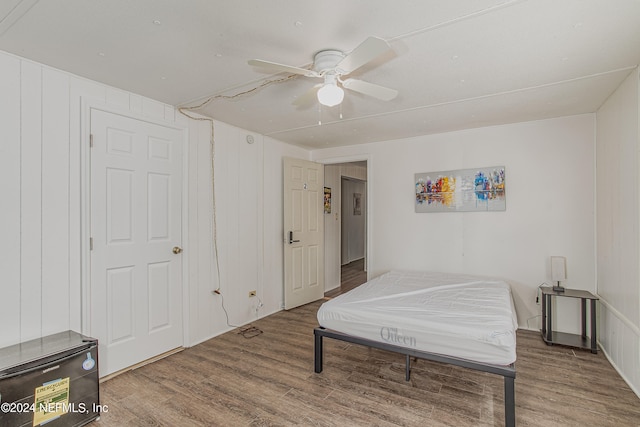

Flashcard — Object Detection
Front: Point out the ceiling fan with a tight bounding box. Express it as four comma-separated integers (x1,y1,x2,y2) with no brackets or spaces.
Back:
248,36,398,107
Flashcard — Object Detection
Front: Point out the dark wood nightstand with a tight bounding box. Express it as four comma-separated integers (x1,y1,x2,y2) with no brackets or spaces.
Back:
541,287,598,353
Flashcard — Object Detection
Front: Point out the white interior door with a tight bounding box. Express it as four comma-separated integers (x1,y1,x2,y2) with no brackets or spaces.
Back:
283,157,324,309
90,109,183,376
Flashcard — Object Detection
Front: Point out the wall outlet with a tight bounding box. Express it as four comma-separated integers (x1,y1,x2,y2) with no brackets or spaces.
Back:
249,290,256,297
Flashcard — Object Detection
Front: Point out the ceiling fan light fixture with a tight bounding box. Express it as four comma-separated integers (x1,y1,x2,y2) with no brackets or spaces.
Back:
317,82,344,107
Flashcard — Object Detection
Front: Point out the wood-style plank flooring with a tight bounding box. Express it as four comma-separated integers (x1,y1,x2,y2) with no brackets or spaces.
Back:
95,296,640,426
325,258,367,298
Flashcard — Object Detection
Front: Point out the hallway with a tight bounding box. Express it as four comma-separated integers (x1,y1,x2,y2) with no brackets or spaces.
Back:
325,258,366,298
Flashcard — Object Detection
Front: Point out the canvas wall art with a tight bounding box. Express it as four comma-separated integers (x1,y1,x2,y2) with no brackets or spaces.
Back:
415,166,506,213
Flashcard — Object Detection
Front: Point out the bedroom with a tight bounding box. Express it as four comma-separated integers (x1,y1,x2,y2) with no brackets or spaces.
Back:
0,0,639,425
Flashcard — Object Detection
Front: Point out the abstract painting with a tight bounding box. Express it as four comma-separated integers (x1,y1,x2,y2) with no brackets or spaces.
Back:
415,166,506,212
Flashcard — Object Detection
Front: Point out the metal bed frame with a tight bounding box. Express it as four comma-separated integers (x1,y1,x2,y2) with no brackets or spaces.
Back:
314,326,516,427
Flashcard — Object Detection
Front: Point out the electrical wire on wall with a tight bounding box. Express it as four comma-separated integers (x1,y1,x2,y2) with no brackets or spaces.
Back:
526,282,552,329
177,73,298,330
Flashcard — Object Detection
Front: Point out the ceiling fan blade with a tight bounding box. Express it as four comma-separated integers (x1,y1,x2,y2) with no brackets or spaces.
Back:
248,59,319,77
336,36,392,75
293,84,322,107
342,78,398,101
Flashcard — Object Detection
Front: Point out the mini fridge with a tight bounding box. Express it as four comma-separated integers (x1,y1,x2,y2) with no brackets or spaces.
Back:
0,331,100,427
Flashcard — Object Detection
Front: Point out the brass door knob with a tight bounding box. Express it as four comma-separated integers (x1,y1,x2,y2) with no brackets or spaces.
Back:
172,246,183,254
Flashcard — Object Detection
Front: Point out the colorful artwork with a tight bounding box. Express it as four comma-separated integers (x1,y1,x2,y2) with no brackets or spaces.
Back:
324,187,331,214
415,166,506,212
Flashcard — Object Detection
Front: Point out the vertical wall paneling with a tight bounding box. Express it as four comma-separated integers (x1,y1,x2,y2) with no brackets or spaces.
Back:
0,50,196,351
142,98,165,120
3,50,315,349
177,117,192,346
129,94,142,113
0,53,22,347
71,77,107,333
185,115,233,343
20,60,43,341
221,125,240,319
254,136,265,313
41,68,71,335
596,68,640,397
237,132,262,319
186,118,200,339
197,119,216,333
190,118,210,341
183,119,312,345
105,87,131,110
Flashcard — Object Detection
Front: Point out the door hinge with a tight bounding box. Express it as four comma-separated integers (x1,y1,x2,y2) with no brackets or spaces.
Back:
89,237,93,251
90,134,94,148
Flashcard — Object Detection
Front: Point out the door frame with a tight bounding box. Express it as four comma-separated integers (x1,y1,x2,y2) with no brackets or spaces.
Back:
318,154,373,283
79,98,191,347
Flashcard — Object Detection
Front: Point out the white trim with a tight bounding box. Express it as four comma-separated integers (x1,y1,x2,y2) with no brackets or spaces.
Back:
598,296,640,338
316,154,373,280
597,297,640,399
180,125,191,347
599,344,640,399
79,98,190,348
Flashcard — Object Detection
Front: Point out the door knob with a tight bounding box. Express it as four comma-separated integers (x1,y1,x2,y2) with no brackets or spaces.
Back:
172,246,183,254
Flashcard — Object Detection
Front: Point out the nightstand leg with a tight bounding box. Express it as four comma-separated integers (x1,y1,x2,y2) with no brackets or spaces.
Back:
590,298,597,354
541,293,547,337
546,294,553,342
581,298,587,339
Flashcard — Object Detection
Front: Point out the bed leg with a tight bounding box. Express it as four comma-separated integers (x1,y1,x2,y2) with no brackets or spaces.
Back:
405,354,411,381
504,376,515,427
314,330,323,373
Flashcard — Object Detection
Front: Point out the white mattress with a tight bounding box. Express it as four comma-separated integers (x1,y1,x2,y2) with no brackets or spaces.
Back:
317,270,518,365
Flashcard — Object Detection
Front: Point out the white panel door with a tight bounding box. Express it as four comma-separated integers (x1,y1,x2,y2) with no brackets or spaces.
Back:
90,109,183,376
283,157,324,309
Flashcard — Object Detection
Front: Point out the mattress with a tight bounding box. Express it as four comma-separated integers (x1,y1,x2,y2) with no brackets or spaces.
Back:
317,270,518,365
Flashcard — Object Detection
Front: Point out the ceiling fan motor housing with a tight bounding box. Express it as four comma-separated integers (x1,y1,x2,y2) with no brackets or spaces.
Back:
313,50,346,74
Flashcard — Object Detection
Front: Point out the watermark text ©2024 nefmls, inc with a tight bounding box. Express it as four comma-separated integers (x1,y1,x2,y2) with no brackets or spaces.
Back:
1,401,108,415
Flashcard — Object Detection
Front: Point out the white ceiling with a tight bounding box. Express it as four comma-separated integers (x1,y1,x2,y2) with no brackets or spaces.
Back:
1,0,639,149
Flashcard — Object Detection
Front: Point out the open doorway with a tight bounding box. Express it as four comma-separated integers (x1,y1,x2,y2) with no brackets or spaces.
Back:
340,177,367,294
323,161,368,298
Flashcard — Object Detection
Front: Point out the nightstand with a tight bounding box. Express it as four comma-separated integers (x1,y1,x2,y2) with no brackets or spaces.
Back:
541,287,598,353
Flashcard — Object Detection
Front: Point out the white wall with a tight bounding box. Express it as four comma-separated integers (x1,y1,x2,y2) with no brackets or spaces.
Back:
185,115,311,344
4,46,635,397
0,49,312,349
596,68,640,395
0,50,188,348
313,115,596,333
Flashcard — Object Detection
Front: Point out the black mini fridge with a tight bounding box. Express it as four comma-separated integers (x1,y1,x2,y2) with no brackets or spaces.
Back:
0,331,100,427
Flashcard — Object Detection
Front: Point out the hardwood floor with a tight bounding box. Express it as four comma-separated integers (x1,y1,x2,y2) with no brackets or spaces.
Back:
95,300,640,426
325,258,367,298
